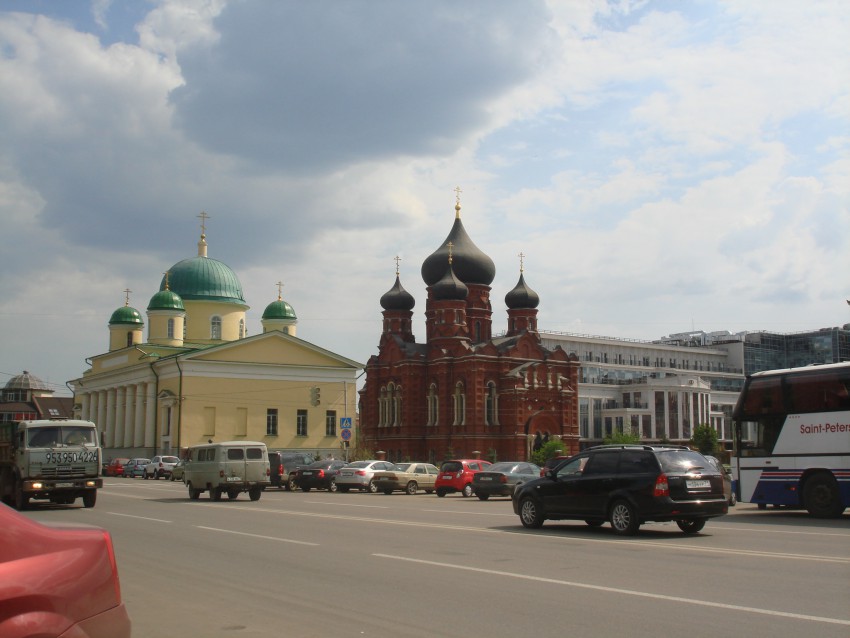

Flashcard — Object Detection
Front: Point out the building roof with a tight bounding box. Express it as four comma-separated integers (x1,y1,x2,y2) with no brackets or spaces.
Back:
4,370,51,391
161,256,247,305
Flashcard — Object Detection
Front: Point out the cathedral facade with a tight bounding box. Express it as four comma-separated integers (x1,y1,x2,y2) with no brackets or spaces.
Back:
360,199,581,464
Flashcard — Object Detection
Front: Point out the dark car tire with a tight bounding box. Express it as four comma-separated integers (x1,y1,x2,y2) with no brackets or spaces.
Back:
143,472,149,480
519,497,545,529
328,479,338,493
436,489,447,497
585,519,604,528
170,474,175,482
477,493,490,501
287,476,297,492
609,499,640,535
367,480,378,494
82,491,97,508
406,481,418,495
249,487,262,501
803,473,845,518
461,483,474,498
188,484,201,500
676,519,706,534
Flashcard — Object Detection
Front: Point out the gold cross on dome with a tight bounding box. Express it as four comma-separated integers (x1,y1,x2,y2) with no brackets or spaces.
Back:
393,255,401,276
518,252,525,273
123,288,132,306
446,241,454,264
197,211,210,236
276,281,284,301
454,186,462,205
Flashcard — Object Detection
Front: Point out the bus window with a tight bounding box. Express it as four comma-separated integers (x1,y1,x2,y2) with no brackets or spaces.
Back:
741,377,783,415
786,372,850,413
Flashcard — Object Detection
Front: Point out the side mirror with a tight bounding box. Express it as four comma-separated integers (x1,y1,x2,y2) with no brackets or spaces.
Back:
544,468,557,479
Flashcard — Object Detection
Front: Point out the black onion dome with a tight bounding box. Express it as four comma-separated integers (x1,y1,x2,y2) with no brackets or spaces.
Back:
432,263,469,301
380,276,416,311
505,273,540,309
421,217,496,286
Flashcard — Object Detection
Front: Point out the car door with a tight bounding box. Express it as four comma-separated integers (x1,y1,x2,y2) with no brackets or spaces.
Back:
571,452,620,517
538,455,588,516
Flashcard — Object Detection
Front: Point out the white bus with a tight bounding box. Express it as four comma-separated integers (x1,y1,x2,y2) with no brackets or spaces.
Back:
731,361,850,518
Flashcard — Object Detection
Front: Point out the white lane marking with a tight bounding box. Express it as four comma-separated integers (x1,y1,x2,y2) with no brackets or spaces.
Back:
108,512,171,524
374,553,850,627
708,522,850,538
196,525,319,546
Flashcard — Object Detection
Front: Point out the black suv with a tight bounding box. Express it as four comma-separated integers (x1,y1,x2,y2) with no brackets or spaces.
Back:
268,452,314,491
512,445,728,535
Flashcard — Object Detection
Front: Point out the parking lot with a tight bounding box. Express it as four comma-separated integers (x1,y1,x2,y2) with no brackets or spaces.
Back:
23,479,850,638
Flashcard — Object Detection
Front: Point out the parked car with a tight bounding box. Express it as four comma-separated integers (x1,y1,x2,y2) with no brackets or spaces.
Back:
0,503,132,638
472,461,541,500
513,445,729,535
104,457,130,477
183,441,271,501
705,455,736,506
435,459,492,497
144,455,181,479
123,458,150,478
373,462,440,495
294,459,348,492
336,460,398,492
268,451,314,490
170,459,187,482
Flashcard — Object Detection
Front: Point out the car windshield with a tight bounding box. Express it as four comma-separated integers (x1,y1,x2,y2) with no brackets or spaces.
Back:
486,462,518,473
162,456,180,463
394,463,412,471
347,461,371,468
441,462,462,472
656,450,716,473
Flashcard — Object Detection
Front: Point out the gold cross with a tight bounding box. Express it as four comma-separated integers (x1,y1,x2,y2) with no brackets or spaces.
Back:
163,272,170,290
446,241,454,264
123,288,132,306
197,211,210,236
454,186,462,205
393,255,401,276
276,281,284,301
518,252,525,273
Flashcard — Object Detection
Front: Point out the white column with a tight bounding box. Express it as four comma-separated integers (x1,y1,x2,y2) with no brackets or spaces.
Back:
95,391,105,445
80,393,91,421
105,389,116,448
145,384,156,448
123,385,136,448
115,387,126,448
134,382,146,448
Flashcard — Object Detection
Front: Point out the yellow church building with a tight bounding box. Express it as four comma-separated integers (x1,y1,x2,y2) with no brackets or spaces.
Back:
70,224,363,459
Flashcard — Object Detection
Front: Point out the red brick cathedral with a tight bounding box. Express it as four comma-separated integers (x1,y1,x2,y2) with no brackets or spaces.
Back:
359,198,581,464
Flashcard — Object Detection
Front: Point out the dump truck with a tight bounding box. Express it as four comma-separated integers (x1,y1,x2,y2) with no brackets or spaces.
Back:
0,419,103,510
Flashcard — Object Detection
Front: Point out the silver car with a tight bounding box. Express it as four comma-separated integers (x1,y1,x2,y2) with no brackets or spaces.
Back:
335,460,398,493
144,455,181,480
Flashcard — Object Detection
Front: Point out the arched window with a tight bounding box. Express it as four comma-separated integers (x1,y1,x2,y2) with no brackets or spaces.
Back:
239,318,245,339
125,332,134,347
453,382,466,426
485,381,499,426
394,385,402,427
379,386,387,427
211,316,222,340
183,317,187,339
427,383,438,426
167,318,174,339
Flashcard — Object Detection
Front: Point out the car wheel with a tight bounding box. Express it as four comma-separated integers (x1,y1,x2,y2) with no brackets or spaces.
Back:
328,479,338,492
436,489,447,497
188,483,201,500
519,497,544,529
585,519,604,528
676,519,706,534
405,481,418,495
170,474,175,482
287,476,297,491
367,480,378,494
228,489,239,500
143,472,149,480
477,493,490,501
609,499,640,535
249,487,262,501
461,483,474,498
803,472,845,518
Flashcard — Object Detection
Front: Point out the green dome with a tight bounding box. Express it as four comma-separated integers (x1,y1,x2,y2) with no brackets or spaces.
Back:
148,289,185,311
161,256,246,305
109,305,144,325
262,299,297,320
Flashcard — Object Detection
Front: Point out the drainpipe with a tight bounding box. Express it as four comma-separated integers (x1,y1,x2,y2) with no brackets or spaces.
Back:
175,357,184,453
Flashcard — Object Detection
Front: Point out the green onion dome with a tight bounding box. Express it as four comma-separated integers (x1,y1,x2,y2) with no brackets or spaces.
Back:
109,305,144,325
262,299,297,320
147,289,185,311
161,256,246,305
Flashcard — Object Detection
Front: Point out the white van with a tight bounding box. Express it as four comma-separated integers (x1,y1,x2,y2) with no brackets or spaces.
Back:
183,441,270,501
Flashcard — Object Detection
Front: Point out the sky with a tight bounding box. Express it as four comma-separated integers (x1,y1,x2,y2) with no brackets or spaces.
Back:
1,0,848,397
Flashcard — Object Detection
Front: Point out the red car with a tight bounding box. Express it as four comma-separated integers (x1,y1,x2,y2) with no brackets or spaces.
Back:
104,458,130,477
435,459,492,497
0,504,132,638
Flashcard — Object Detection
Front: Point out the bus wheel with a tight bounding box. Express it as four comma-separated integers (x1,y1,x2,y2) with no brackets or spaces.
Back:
803,473,845,518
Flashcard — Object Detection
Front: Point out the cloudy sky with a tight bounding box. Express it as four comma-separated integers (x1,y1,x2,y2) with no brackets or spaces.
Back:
1,0,848,397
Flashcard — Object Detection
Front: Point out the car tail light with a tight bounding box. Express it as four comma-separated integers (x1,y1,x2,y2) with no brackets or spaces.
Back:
355,470,367,476
278,464,284,475
317,470,325,478
102,530,123,603
654,473,669,497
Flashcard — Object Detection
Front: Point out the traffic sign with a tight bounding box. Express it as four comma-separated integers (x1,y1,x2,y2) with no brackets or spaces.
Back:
340,417,352,429
340,429,352,441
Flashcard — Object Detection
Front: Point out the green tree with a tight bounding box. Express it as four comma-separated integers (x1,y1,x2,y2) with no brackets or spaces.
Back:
531,439,566,466
691,424,719,455
603,430,641,445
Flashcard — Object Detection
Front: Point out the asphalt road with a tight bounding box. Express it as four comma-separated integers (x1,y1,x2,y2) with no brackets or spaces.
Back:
21,479,850,638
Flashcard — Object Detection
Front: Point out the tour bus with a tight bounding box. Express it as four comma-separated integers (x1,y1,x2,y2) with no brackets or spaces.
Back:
731,361,850,518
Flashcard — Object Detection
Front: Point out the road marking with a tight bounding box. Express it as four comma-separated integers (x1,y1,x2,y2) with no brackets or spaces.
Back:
108,512,171,523
374,553,850,627
710,522,850,538
196,525,319,546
